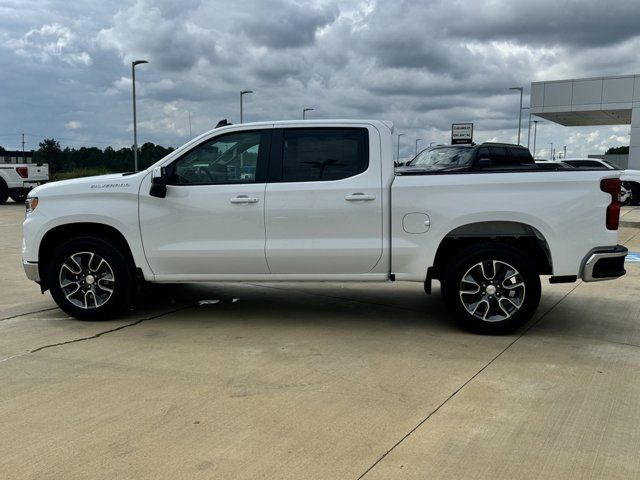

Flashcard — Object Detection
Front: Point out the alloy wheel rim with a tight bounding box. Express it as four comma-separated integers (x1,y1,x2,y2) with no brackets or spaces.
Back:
459,260,525,322
59,251,115,309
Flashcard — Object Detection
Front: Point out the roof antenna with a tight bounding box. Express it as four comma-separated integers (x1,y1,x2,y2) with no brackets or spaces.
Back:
215,119,232,128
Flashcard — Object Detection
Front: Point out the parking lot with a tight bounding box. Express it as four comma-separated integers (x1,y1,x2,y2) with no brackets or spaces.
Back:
1,201,640,479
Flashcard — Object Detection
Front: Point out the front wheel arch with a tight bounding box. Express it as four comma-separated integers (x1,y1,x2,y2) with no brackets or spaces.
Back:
39,223,138,291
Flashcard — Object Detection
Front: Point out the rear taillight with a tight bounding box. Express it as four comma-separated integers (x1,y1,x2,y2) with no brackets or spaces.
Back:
600,178,621,230
16,167,28,178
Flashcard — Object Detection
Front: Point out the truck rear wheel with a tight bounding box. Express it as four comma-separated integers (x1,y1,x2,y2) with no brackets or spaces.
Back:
0,179,8,205
630,183,640,206
9,192,27,203
440,243,541,334
48,237,134,320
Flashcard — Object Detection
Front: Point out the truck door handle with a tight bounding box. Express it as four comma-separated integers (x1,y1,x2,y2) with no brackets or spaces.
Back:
230,195,259,204
345,193,376,201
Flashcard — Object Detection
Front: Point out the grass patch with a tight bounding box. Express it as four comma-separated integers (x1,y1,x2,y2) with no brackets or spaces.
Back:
52,167,112,181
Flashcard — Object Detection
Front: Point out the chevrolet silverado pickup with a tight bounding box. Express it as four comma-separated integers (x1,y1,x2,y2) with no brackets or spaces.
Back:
22,120,627,333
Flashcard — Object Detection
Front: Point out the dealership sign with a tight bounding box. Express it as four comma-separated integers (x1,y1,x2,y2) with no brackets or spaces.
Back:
451,123,473,144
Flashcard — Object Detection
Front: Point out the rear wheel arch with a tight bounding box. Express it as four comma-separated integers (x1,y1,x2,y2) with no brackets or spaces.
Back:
431,221,553,280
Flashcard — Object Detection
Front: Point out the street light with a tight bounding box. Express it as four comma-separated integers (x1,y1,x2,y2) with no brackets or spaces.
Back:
397,133,405,162
240,90,253,123
131,59,148,172
532,120,543,158
303,108,314,120
415,138,422,155
509,87,524,145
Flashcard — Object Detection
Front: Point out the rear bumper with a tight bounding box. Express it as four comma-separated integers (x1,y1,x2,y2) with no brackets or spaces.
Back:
581,245,627,282
23,261,40,282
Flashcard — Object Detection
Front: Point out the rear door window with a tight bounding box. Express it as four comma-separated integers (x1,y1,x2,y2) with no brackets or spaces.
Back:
278,128,369,182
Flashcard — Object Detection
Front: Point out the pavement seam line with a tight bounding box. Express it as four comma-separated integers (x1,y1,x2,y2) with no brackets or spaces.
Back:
0,307,59,322
1,305,194,363
356,282,582,480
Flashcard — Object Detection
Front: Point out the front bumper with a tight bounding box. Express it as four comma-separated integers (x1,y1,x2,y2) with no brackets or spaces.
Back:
581,245,627,282
23,261,40,282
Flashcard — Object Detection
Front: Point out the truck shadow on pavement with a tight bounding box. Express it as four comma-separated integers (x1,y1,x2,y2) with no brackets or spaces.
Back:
129,281,459,334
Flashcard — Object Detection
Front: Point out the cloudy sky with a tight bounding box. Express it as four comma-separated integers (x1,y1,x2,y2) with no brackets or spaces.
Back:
1,0,639,159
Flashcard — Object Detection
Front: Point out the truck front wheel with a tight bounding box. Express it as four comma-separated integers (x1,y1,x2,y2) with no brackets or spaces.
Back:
440,243,541,334
48,237,134,320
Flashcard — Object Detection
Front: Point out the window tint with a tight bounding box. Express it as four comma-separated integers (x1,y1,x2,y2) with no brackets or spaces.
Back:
281,128,369,182
566,160,607,169
488,147,511,166
170,130,267,185
511,148,534,164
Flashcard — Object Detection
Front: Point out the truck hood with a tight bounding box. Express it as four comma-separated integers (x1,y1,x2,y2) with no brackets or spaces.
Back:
29,172,146,197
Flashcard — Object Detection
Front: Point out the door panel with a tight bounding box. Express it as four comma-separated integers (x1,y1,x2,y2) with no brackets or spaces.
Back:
265,127,383,274
139,129,271,276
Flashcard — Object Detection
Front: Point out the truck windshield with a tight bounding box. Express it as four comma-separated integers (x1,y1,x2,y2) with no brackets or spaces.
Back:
410,147,473,169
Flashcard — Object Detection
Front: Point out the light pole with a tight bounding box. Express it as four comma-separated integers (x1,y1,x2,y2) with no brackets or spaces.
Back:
415,138,422,154
549,142,554,160
563,145,567,159
303,108,314,120
240,90,253,123
509,86,524,145
532,120,543,158
132,59,148,172
397,133,405,162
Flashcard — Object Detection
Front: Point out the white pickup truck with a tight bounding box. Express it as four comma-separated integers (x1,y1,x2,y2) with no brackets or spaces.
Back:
0,155,49,204
22,120,627,333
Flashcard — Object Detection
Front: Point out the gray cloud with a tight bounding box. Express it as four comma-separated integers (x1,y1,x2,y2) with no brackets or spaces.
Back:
237,1,339,49
0,0,639,160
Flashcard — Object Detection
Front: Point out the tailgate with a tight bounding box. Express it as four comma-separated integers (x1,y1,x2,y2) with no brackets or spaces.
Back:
25,164,49,182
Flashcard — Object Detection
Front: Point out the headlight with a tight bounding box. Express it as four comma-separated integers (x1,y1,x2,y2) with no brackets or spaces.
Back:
26,197,39,214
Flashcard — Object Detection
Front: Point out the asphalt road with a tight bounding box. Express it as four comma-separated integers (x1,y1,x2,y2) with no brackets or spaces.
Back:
2,201,640,479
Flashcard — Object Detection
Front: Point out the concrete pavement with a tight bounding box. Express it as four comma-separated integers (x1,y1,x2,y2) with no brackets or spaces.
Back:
1,202,639,479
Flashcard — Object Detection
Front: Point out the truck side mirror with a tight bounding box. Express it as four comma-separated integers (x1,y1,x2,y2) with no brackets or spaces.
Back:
150,166,167,198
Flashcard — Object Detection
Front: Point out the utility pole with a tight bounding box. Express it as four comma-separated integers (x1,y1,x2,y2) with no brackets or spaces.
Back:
415,138,422,155
397,133,405,162
132,59,148,172
509,87,524,145
549,142,554,160
188,111,192,139
563,145,567,159
21,133,25,162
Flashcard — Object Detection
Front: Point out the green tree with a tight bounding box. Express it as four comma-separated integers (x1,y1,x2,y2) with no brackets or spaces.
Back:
605,146,629,154
36,138,63,172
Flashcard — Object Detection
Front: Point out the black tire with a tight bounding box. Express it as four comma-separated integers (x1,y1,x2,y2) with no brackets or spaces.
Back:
621,182,632,206
630,182,640,206
48,236,134,320
440,243,541,334
9,192,27,203
0,179,8,205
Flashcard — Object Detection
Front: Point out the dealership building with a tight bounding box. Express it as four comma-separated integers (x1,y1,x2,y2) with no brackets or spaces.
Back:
530,74,640,169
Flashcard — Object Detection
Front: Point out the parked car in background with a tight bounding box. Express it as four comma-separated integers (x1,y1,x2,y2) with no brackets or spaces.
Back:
563,158,640,206
534,159,576,171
